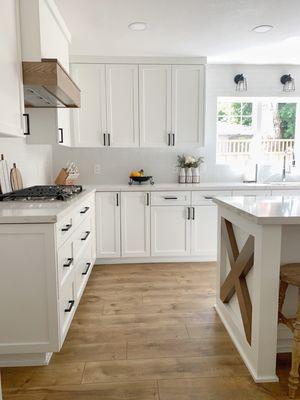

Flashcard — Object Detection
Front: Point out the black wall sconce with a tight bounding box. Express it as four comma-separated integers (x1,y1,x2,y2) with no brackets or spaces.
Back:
280,74,295,92
234,74,247,91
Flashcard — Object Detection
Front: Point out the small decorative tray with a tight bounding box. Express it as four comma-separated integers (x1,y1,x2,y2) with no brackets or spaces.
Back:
128,176,155,185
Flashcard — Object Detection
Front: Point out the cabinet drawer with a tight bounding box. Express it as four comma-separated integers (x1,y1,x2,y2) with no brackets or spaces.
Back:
192,191,231,205
232,190,272,196
73,215,92,260
272,189,300,196
57,238,74,286
75,241,93,300
151,191,191,206
73,196,93,228
59,274,76,344
57,212,74,247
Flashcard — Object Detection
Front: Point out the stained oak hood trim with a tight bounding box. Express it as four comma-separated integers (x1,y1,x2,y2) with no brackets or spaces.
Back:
22,59,81,108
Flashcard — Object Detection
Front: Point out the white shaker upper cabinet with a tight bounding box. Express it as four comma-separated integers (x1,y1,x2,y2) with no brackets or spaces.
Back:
0,0,24,137
139,65,172,147
71,64,106,147
171,65,205,147
121,192,150,257
96,192,121,259
105,64,139,147
57,109,71,146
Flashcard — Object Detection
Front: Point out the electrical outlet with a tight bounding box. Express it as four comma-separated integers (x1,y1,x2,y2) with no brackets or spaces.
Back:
94,164,101,174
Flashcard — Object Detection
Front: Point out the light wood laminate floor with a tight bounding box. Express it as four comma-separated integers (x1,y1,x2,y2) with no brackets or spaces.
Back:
0,263,295,399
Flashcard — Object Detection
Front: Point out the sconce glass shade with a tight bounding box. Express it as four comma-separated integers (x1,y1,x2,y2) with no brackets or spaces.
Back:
281,74,295,92
234,74,247,91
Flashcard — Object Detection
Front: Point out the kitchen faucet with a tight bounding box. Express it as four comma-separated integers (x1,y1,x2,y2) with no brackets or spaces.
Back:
282,148,296,182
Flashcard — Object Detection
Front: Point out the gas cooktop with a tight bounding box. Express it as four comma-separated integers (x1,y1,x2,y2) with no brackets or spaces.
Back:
0,185,83,201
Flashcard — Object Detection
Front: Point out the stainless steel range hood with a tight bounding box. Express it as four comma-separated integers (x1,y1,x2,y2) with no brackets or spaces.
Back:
22,59,81,108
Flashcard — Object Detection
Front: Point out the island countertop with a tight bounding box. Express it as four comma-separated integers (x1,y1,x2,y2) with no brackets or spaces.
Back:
213,195,300,225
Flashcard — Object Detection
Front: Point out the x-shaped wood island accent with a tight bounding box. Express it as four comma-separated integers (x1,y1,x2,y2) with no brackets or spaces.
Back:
220,218,255,344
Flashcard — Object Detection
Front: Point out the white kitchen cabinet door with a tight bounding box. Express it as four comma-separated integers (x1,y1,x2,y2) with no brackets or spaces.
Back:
96,192,121,258
191,205,217,259
139,65,172,147
121,192,150,257
151,206,190,257
0,0,24,137
57,109,71,146
106,64,139,147
71,64,106,147
172,65,205,146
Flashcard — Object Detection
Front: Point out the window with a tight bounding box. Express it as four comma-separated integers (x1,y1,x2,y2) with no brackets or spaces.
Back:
216,97,298,164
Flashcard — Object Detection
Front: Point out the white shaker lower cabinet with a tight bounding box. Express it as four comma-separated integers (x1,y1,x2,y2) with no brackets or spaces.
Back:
96,192,121,258
190,205,217,258
0,191,96,367
151,205,191,257
121,192,150,257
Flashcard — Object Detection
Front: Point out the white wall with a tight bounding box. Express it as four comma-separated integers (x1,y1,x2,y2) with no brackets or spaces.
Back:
52,64,300,184
0,138,52,187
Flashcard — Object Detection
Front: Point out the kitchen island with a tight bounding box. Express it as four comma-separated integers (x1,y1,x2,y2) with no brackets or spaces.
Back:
213,195,300,383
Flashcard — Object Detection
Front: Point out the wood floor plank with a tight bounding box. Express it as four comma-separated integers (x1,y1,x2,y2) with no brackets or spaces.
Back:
82,355,250,384
158,376,288,400
1,363,85,390
3,381,159,400
65,323,189,345
186,322,228,339
103,300,215,315
72,311,221,328
127,337,237,360
50,342,126,364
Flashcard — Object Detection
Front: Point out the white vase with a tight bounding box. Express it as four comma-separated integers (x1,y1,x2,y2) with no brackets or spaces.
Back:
192,167,200,183
178,168,186,183
186,168,193,183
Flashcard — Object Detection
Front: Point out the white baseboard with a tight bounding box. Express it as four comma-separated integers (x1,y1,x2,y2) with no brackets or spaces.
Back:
0,352,52,367
96,255,217,265
215,302,279,383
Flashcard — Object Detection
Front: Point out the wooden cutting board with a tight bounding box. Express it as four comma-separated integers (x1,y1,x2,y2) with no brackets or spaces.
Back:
10,163,23,191
0,154,12,194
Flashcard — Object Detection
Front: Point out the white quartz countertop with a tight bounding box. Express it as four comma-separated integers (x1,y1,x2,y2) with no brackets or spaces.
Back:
0,188,95,224
89,182,300,192
213,196,300,225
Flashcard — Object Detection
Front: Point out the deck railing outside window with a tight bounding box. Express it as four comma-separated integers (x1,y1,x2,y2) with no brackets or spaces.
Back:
217,138,295,155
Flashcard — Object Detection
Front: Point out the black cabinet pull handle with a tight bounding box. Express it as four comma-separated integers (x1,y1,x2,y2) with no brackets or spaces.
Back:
146,192,150,206
62,224,72,232
164,196,178,200
81,231,90,241
64,300,75,313
116,193,119,206
167,133,171,146
172,133,175,146
192,207,195,220
187,207,191,220
108,133,111,147
58,128,64,143
82,262,91,276
204,196,213,200
80,206,90,214
23,113,30,135
63,257,73,268
103,133,106,146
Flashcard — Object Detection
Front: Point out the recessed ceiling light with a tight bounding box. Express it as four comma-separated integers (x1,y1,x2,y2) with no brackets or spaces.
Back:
252,25,273,33
128,21,147,31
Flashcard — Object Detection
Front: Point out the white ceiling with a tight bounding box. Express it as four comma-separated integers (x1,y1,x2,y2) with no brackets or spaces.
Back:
54,0,300,63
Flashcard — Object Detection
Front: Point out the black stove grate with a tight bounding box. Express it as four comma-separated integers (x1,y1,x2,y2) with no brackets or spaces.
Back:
0,185,83,201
